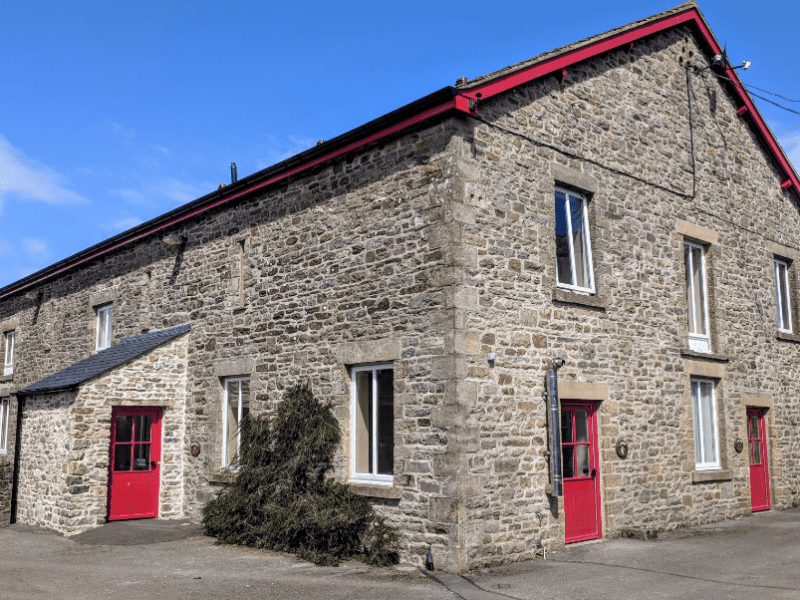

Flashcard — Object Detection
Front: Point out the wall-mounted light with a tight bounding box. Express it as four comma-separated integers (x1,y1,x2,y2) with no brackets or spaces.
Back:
24,291,38,300
163,233,185,246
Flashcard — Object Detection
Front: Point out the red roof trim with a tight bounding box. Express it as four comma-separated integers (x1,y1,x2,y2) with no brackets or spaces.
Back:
459,7,798,197
0,97,469,299
3,6,797,299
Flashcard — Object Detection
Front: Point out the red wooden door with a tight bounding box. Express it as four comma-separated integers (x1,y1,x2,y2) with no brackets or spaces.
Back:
562,403,601,543
747,408,770,512
108,407,162,521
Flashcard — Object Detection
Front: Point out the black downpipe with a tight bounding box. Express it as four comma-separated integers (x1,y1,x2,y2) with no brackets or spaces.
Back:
10,394,24,524
547,359,565,497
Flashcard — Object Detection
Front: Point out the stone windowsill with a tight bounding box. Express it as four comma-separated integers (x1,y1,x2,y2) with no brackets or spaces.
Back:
0,375,12,383
691,469,732,484
777,331,800,343
208,471,238,484
348,483,403,499
680,349,729,362
552,288,607,310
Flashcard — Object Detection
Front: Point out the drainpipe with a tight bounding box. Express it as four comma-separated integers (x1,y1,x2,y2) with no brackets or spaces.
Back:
545,358,565,497
9,394,25,524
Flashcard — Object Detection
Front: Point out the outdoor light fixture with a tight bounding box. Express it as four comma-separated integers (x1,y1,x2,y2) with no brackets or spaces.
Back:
162,233,184,246
24,291,38,300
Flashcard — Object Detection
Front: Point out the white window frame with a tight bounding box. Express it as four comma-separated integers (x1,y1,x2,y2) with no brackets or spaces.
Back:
684,241,711,353
221,377,249,469
691,378,721,471
96,304,113,351
3,331,14,376
0,397,9,453
350,364,394,486
774,258,793,333
555,187,596,294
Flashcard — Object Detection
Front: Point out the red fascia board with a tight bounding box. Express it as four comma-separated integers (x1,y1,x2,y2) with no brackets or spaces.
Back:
689,16,800,195
461,10,697,101
0,97,469,300
460,7,799,195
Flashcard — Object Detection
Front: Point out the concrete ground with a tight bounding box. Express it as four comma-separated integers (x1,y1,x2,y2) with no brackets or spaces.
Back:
0,508,798,600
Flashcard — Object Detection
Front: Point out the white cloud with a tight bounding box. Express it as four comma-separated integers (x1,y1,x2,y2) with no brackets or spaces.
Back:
151,144,170,155
160,178,207,204
77,166,94,175
103,215,143,232
111,188,152,206
21,237,48,258
0,134,88,205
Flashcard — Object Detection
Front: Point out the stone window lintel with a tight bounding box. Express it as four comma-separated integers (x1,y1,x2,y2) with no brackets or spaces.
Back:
1,320,17,333
676,219,718,246
550,163,598,195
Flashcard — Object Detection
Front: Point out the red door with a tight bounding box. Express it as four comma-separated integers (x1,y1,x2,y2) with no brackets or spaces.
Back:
562,403,601,543
108,407,162,521
747,408,770,512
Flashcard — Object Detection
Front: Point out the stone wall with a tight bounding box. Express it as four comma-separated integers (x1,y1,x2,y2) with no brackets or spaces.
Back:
438,24,800,569
0,120,461,562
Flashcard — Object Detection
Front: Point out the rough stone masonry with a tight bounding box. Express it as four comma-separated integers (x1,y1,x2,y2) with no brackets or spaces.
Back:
1,4,799,573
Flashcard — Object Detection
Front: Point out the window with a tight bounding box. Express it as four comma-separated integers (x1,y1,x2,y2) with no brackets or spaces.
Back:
0,397,8,453
96,304,113,351
684,241,710,353
774,259,793,333
351,365,394,484
3,331,13,376
691,379,720,471
222,377,250,468
555,188,595,293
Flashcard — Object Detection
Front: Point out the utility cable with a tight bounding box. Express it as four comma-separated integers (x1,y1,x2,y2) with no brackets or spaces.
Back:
700,68,800,117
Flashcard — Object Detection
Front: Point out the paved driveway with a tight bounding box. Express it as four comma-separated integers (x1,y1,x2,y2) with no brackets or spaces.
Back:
1,508,799,600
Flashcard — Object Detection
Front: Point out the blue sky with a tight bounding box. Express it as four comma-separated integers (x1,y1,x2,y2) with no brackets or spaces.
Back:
1,0,798,288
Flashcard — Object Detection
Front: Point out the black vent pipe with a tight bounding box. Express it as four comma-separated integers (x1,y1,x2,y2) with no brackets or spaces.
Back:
231,162,237,183
546,358,565,497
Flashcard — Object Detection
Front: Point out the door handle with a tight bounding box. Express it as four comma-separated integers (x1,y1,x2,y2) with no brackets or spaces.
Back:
151,460,158,470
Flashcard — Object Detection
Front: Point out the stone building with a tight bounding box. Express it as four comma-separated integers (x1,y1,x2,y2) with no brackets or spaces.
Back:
1,1,799,572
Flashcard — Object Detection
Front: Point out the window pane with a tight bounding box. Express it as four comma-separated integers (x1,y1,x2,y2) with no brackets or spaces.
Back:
560,411,573,444
699,382,716,464
240,379,250,424
115,416,133,442
0,398,7,450
777,262,791,330
225,380,241,466
750,434,761,465
576,445,590,476
134,416,151,442
570,195,591,289
575,411,588,443
684,245,697,334
691,247,707,335
555,192,574,286
114,445,132,471
562,445,575,479
355,371,372,474
133,444,150,470
691,383,703,464
376,369,394,475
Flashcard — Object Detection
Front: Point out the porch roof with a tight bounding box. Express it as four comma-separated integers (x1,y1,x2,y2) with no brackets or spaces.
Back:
18,324,191,395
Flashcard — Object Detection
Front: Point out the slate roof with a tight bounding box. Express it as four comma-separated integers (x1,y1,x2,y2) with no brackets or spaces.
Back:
19,324,191,395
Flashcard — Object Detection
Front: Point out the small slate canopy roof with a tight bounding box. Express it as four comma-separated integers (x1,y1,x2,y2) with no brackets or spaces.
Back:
19,324,191,395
